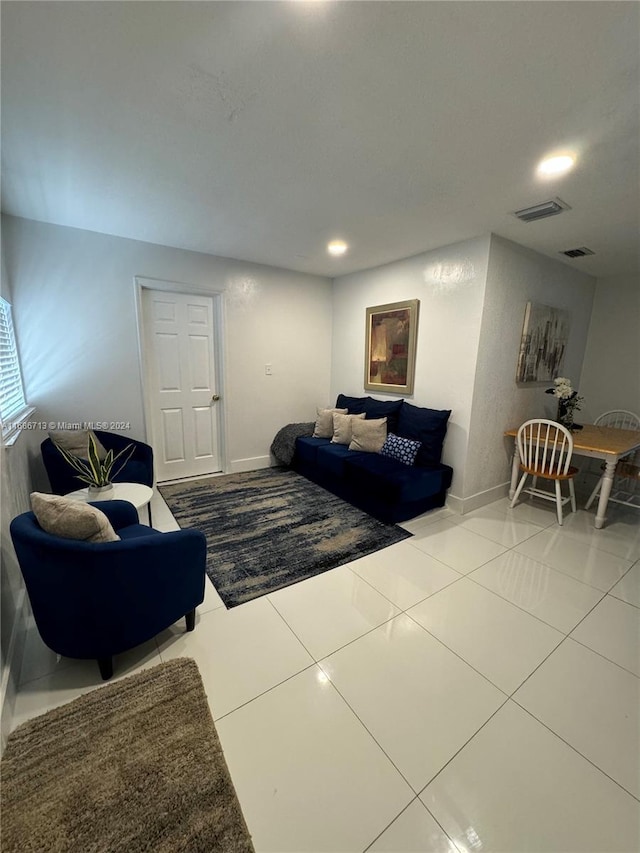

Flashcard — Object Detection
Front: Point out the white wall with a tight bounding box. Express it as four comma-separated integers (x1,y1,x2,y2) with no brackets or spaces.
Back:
2,215,333,473
331,235,491,499
0,252,41,749
579,274,640,423
465,235,596,503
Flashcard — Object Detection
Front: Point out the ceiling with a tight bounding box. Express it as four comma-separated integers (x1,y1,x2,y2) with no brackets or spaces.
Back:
2,2,639,279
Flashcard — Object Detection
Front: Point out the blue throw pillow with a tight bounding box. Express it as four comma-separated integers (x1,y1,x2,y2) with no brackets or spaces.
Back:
380,433,422,466
335,394,370,415
396,402,451,466
335,395,404,433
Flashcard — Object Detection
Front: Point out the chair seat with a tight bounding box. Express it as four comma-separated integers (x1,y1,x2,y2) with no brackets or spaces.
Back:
597,460,640,479
616,462,640,480
519,463,579,481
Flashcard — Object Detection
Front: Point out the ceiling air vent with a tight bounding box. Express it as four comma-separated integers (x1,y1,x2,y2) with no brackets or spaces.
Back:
513,198,571,223
560,246,595,258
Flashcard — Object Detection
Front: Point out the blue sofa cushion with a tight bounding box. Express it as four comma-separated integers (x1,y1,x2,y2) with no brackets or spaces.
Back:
295,436,330,465
397,402,451,466
336,395,404,433
316,443,365,478
344,453,450,503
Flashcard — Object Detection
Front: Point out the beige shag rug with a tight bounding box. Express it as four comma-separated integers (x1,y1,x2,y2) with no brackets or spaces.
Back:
1,658,254,853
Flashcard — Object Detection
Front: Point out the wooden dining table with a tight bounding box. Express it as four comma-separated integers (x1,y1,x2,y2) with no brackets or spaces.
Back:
505,423,640,529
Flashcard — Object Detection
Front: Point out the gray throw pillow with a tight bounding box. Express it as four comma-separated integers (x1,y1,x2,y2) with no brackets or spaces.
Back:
49,429,107,461
48,429,108,461
331,412,366,445
313,407,348,439
349,417,388,453
30,492,120,543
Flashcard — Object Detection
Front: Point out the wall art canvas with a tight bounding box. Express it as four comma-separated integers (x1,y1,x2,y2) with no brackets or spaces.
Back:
516,301,570,383
364,299,419,395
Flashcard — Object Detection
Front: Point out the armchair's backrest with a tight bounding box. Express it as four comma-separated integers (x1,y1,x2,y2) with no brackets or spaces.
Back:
516,419,574,477
41,430,154,494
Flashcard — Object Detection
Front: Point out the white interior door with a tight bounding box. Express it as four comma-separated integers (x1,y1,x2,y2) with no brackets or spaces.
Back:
142,289,222,481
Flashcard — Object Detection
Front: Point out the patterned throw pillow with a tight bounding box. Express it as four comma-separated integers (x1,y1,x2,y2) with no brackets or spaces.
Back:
380,433,422,466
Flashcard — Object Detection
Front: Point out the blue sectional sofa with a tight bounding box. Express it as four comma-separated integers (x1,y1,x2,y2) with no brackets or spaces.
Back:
293,394,453,523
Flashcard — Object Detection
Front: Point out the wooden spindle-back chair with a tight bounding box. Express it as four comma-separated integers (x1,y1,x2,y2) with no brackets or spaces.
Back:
510,419,578,525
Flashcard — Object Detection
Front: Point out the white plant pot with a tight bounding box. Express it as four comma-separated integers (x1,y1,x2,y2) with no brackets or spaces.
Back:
87,483,114,500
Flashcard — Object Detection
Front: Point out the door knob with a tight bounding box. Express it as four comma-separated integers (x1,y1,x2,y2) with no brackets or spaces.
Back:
211,394,220,403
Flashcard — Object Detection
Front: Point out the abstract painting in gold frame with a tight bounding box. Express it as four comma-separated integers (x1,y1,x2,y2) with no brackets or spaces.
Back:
364,299,419,395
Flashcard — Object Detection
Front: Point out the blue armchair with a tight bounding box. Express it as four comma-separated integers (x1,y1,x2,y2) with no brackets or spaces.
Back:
10,501,206,680
41,430,154,495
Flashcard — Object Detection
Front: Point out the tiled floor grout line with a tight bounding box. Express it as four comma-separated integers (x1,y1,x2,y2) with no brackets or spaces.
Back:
567,633,640,680
507,551,633,596
212,661,319,724
409,510,635,598
398,521,611,636
463,567,608,634
608,590,640,611
401,610,512,697
510,546,631,594
264,595,317,660
314,668,422,796
344,558,466,614
361,796,422,853
441,500,638,564
361,794,461,853
413,694,512,798
510,698,640,804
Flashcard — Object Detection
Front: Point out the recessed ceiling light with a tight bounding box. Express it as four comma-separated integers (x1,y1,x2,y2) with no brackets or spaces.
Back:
537,154,576,178
327,240,348,256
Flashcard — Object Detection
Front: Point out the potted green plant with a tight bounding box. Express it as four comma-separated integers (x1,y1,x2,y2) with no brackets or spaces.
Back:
54,433,135,498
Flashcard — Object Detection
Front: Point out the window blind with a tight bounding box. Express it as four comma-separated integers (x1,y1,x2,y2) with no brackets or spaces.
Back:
0,297,28,432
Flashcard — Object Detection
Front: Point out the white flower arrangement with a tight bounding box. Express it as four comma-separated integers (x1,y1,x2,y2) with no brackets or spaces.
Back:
547,377,575,400
545,377,584,428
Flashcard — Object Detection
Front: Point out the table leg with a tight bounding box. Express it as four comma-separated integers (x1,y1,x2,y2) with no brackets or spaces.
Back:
594,458,616,529
509,445,521,500
147,503,153,526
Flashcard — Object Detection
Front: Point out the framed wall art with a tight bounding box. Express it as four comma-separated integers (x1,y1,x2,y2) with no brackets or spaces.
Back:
516,301,570,383
364,299,419,395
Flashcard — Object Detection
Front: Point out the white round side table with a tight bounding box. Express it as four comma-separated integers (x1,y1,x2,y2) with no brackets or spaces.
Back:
66,482,154,525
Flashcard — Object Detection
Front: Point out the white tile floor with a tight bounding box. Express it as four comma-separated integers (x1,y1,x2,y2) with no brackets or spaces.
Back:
12,491,640,852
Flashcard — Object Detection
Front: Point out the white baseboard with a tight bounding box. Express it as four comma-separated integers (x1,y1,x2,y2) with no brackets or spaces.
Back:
447,481,510,516
1,589,27,753
229,455,273,474
445,493,463,514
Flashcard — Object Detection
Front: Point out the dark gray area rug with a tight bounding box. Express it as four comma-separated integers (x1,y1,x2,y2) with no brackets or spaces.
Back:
0,658,254,853
159,468,412,607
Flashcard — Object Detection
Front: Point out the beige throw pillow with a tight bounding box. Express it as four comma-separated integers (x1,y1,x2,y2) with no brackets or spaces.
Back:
30,492,120,543
349,417,388,453
313,407,348,439
331,412,366,445
48,429,107,461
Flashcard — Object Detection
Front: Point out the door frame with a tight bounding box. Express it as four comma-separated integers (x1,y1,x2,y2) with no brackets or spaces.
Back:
133,276,228,481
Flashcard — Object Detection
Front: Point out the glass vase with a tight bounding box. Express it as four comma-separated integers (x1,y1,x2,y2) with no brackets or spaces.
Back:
557,399,574,430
